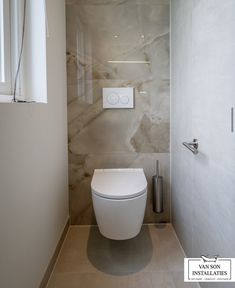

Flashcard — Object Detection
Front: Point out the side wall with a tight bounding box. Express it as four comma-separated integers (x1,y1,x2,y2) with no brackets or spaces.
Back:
171,1,235,287
0,1,69,287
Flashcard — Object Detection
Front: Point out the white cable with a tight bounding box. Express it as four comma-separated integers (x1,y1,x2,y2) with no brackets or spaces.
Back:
44,0,49,38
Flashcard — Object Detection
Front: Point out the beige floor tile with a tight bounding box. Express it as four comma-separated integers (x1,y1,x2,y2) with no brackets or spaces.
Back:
140,247,168,272
80,273,131,288
53,226,99,274
54,256,98,274
61,226,91,255
151,271,176,288
86,225,154,275
48,225,199,288
47,273,84,288
128,272,153,288
149,224,185,272
151,271,199,288
170,272,199,288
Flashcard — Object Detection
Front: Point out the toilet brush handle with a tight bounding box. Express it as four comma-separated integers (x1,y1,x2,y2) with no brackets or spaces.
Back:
156,160,159,176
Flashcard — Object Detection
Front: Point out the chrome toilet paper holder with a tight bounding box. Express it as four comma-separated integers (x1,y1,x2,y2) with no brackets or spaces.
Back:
182,139,199,155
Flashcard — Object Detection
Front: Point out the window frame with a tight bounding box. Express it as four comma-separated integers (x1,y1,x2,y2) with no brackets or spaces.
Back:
0,0,48,103
0,0,12,96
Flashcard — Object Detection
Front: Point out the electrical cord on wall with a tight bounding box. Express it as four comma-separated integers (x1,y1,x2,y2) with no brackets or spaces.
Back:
13,0,27,103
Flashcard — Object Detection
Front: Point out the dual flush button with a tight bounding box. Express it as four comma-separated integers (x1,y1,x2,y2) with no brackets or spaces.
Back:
107,92,129,105
103,87,134,109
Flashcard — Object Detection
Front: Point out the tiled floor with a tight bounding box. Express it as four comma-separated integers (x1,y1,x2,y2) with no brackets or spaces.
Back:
47,224,199,288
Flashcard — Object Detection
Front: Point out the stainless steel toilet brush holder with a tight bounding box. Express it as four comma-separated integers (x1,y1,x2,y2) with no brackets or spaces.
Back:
152,160,164,213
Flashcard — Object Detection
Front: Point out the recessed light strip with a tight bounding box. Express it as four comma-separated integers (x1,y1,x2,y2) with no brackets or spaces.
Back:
107,60,150,64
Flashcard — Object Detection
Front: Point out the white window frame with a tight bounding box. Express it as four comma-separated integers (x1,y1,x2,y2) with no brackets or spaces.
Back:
0,0,48,103
0,0,12,96
0,0,21,102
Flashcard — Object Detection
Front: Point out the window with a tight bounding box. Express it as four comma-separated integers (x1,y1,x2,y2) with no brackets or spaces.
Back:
0,0,48,103
0,0,12,96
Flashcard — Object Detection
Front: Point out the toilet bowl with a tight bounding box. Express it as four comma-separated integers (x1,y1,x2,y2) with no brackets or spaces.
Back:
91,168,147,240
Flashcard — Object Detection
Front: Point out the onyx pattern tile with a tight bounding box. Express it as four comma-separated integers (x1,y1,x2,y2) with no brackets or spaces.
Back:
66,0,170,226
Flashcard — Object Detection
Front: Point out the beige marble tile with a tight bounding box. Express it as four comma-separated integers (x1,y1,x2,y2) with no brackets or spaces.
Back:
130,115,170,153
66,0,170,225
67,0,170,6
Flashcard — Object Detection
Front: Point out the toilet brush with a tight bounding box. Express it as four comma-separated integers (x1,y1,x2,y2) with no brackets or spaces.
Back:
152,160,164,213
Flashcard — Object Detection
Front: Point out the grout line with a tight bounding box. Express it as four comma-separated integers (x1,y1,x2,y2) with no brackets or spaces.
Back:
170,223,201,288
70,223,170,227
169,0,172,226
70,224,98,228
170,224,187,258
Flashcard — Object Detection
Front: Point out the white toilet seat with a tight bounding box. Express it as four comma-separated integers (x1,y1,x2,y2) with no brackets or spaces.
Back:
91,168,147,200
93,190,146,200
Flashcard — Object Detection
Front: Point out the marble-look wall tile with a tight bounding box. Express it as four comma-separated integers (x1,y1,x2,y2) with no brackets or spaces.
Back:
67,0,170,5
66,0,170,224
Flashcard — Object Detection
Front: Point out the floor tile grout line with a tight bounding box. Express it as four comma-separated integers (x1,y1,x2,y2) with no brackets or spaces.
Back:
170,224,201,288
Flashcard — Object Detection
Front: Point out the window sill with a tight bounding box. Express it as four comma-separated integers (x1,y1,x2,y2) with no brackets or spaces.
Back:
0,95,47,104
0,95,14,103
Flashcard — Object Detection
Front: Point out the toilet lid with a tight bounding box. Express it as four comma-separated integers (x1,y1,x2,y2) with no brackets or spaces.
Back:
91,169,147,199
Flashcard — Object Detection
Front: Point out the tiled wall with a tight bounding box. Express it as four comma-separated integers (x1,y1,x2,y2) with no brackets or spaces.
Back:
171,1,235,287
66,0,170,224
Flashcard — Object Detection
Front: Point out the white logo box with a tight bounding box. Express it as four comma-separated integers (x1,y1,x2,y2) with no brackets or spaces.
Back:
184,257,235,282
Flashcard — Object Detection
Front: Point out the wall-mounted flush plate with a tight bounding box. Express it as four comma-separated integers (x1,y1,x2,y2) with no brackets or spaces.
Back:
103,87,134,109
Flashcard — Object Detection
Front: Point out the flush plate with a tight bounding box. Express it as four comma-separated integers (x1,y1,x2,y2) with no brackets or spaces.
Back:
103,87,134,109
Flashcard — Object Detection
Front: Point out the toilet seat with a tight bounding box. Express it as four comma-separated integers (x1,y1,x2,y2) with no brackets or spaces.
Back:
91,168,147,200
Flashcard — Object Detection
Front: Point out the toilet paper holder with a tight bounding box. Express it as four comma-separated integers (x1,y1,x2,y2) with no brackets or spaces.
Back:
182,139,199,155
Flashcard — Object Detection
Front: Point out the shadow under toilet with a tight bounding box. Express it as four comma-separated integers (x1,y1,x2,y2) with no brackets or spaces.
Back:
87,225,153,275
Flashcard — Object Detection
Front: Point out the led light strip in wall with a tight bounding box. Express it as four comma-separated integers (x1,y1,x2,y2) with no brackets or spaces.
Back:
107,60,150,64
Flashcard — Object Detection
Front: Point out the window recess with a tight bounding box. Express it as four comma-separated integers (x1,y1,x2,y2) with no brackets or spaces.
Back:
0,0,12,96
0,0,48,103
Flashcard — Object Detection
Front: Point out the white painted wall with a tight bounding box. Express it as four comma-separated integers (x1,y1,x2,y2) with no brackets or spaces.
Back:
0,1,69,287
171,1,235,288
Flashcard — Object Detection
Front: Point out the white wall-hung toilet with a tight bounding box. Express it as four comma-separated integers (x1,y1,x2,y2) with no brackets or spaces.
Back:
91,168,147,240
